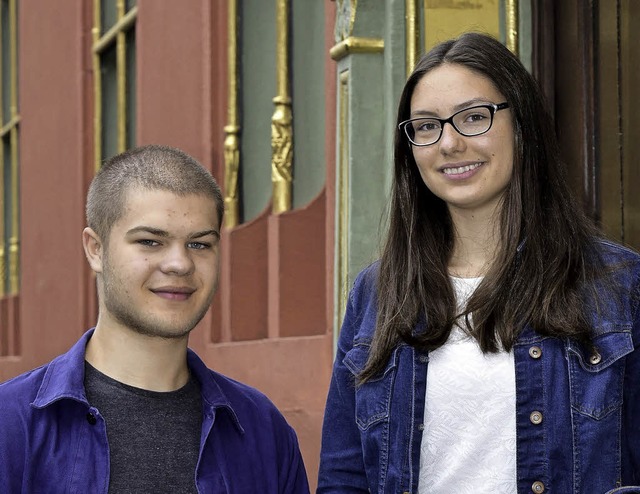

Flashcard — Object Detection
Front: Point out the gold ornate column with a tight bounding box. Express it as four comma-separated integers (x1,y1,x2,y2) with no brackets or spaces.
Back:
336,70,350,324
330,0,383,61
0,187,3,296
0,26,4,298
116,0,127,152
271,0,293,214
92,0,102,171
224,0,240,227
8,0,19,294
505,0,519,55
405,0,419,77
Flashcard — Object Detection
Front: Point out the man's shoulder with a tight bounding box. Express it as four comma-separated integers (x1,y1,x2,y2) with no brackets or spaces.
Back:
202,367,285,420
0,362,52,447
187,352,295,439
0,332,89,418
0,362,49,403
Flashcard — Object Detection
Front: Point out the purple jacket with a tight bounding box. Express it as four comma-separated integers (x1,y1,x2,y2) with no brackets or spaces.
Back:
0,329,310,493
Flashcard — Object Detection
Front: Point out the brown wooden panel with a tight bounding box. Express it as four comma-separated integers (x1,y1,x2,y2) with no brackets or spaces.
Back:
531,0,555,112
554,0,598,217
597,0,623,241
621,0,640,250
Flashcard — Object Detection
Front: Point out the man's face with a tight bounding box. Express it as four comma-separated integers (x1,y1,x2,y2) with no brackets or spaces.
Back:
96,189,220,339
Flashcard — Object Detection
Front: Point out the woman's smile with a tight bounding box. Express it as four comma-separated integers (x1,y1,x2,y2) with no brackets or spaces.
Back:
441,161,485,178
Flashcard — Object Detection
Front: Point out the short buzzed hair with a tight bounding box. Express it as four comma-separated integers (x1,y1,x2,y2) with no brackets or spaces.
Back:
86,145,224,241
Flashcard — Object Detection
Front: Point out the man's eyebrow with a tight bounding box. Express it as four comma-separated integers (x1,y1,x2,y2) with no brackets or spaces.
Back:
126,226,169,237
189,229,220,240
125,226,220,239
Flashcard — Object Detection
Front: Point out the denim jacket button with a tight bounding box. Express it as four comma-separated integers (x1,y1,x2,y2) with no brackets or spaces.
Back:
531,480,545,493
529,411,543,425
589,351,602,364
418,423,425,431
529,346,542,359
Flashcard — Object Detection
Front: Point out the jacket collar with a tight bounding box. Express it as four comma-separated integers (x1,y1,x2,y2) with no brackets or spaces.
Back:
31,328,244,433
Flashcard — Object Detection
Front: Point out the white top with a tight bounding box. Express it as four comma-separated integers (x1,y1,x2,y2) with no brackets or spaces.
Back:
418,276,517,493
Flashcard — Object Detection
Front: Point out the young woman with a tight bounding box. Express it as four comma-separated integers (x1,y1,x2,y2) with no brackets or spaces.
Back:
318,32,640,494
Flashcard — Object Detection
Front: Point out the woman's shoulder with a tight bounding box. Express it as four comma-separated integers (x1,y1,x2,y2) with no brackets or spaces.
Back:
587,238,640,325
354,260,380,286
349,261,381,306
338,261,382,344
593,237,640,265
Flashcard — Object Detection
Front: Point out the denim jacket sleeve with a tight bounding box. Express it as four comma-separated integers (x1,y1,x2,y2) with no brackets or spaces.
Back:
317,267,376,493
620,262,640,486
586,241,640,492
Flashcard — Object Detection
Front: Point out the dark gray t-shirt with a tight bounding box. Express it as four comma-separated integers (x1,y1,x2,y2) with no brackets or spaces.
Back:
84,362,202,494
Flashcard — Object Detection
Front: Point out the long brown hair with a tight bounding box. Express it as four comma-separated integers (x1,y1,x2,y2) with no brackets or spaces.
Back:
360,32,602,382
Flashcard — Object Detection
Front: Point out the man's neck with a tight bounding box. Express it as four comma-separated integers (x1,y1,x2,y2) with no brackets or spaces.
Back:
85,322,190,392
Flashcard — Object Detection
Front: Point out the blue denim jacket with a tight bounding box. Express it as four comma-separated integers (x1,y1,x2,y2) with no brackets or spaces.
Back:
318,240,640,494
0,329,310,494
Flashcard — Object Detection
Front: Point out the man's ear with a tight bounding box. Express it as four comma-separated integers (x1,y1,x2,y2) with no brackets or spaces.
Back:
83,227,104,274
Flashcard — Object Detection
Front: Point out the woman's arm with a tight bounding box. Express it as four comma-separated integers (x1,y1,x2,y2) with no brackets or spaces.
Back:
317,272,373,493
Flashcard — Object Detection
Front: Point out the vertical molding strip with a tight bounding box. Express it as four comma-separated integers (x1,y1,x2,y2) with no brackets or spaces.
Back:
224,0,240,228
0,0,5,298
405,0,419,77
116,0,127,152
8,0,18,294
92,2,137,169
92,0,102,171
336,70,350,330
271,0,293,214
505,0,519,55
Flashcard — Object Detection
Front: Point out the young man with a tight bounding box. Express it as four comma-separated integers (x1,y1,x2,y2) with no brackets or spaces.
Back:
0,145,310,493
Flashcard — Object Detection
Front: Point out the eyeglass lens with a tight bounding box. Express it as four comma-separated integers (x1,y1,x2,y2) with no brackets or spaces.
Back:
406,106,495,145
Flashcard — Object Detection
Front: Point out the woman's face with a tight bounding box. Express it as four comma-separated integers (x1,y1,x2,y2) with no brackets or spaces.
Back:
408,63,515,217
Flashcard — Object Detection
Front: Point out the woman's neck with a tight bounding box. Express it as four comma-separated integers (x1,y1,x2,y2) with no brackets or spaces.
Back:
448,205,501,278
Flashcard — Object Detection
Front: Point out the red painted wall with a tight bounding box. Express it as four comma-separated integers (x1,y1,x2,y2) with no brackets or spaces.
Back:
0,1,92,381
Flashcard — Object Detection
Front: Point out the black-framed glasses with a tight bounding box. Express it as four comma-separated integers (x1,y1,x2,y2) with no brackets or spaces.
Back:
398,102,510,146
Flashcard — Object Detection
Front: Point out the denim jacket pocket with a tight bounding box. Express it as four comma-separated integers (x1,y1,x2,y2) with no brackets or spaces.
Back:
343,343,398,431
567,329,634,420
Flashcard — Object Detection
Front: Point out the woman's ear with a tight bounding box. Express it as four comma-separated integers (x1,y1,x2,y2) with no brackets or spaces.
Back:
82,227,104,274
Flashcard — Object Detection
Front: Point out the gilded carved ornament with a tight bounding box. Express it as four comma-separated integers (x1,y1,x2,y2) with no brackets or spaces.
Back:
334,0,357,42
